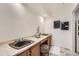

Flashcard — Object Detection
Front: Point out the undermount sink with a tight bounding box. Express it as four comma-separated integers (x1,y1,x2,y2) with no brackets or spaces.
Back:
9,39,34,50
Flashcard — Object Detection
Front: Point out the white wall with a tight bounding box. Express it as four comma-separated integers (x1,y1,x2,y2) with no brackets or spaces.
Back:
23,3,77,51
0,3,39,40
0,3,77,51
41,4,77,50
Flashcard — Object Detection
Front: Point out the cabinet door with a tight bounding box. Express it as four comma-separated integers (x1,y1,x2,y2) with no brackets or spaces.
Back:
31,43,40,56
16,49,30,56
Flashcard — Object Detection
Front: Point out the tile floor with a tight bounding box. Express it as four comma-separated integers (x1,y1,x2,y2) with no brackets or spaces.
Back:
49,46,79,56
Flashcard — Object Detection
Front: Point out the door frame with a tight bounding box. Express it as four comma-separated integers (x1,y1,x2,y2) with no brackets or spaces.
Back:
72,3,79,53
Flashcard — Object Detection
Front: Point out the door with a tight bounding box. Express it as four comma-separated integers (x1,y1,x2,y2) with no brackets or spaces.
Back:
31,43,40,56
75,8,79,53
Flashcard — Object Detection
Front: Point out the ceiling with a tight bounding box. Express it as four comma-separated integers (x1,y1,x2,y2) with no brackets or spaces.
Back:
22,3,77,17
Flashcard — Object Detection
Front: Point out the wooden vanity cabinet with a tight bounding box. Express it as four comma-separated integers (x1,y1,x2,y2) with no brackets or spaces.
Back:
16,35,52,56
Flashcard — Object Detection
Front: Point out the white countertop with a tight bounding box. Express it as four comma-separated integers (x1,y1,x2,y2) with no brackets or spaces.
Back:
0,35,50,56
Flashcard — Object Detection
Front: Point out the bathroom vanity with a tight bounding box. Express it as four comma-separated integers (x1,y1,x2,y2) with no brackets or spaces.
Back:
16,35,52,56
0,35,52,56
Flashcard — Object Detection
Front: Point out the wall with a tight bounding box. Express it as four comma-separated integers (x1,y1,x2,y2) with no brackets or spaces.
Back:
41,4,77,50
25,3,77,51
0,3,39,40
0,3,77,51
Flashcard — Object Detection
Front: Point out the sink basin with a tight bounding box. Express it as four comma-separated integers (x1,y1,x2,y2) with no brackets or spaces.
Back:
9,39,34,50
